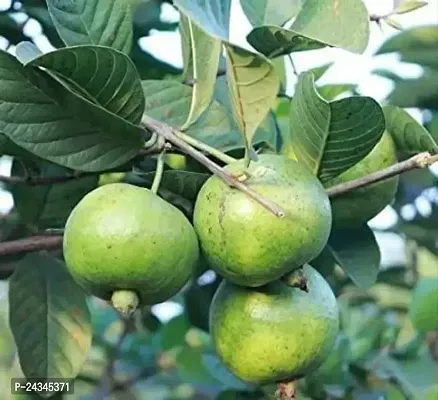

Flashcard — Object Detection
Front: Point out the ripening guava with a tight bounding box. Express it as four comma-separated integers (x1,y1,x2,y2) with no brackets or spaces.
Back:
323,131,399,229
209,264,340,385
63,183,199,315
193,154,332,287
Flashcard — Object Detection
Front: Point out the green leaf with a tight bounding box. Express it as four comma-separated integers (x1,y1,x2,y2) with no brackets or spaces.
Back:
386,72,438,111
0,133,35,158
327,225,381,289
155,315,191,351
385,17,404,31
247,26,326,58
141,79,245,152
309,62,334,82
176,347,219,386
225,44,279,159
173,0,231,42
11,160,98,229
0,50,144,172
8,253,92,384
29,45,145,124
317,83,356,101
247,0,369,58
180,13,194,83
394,0,428,15
137,170,210,202
289,72,385,182
384,105,438,153
46,0,133,54
376,25,438,55
240,0,304,27
179,14,222,129
409,278,438,332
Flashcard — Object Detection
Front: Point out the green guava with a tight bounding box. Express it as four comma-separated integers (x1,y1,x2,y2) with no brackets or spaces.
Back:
63,183,199,314
209,264,340,385
323,131,399,229
193,154,332,287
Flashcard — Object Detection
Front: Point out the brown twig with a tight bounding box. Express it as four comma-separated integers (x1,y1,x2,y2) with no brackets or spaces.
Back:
326,152,438,198
0,235,63,256
141,114,286,218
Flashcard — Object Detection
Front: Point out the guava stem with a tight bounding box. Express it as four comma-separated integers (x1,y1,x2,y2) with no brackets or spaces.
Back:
282,268,309,292
111,290,140,317
151,150,165,194
275,381,297,400
174,130,237,165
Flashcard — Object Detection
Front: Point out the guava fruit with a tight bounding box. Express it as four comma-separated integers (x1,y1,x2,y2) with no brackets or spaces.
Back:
209,264,340,385
63,183,199,315
193,154,332,287
323,131,399,229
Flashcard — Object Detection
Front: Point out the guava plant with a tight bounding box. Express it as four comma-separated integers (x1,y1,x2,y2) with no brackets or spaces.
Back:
0,0,437,399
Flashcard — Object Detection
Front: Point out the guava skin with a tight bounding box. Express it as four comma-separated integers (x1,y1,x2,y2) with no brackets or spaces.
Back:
324,131,399,229
193,154,332,287
63,183,199,305
209,264,340,385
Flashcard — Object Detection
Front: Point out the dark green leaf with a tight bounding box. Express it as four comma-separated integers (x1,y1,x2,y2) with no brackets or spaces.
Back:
384,105,438,154
137,170,210,202
289,72,385,182
8,253,92,385
142,79,246,152
156,315,191,351
173,0,231,42
46,0,133,54
327,225,381,289
11,160,98,229
176,347,219,386
0,134,35,158
247,0,369,58
240,0,304,27
179,14,222,129
409,278,438,332
29,45,145,124
225,44,279,158
0,50,144,172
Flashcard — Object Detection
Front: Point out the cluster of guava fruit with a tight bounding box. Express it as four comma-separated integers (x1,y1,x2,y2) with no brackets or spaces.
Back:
62,131,399,387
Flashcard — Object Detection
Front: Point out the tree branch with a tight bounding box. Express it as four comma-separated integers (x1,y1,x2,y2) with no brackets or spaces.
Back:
141,114,286,218
0,152,436,259
0,235,63,257
326,152,438,198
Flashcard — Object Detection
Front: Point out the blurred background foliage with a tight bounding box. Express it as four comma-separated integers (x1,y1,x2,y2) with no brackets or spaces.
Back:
0,1,437,399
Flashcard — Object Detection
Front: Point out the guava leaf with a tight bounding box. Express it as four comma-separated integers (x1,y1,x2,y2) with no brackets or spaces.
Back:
225,44,279,159
409,278,438,332
289,72,385,182
137,170,210,202
394,0,428,15
247,0,369,58
240,0,304,27
180,13,194,82
176,347,219,386
46,0,133,54
29,45,145,124
179,14,222,129
376,25,438,55
327,225,381,289
11,160,99,229
173,0,231,43
318,84,357,101
0,133,35,158
0,50,144,172
384,105,438,154
309,62,334,82
8,253,92,384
